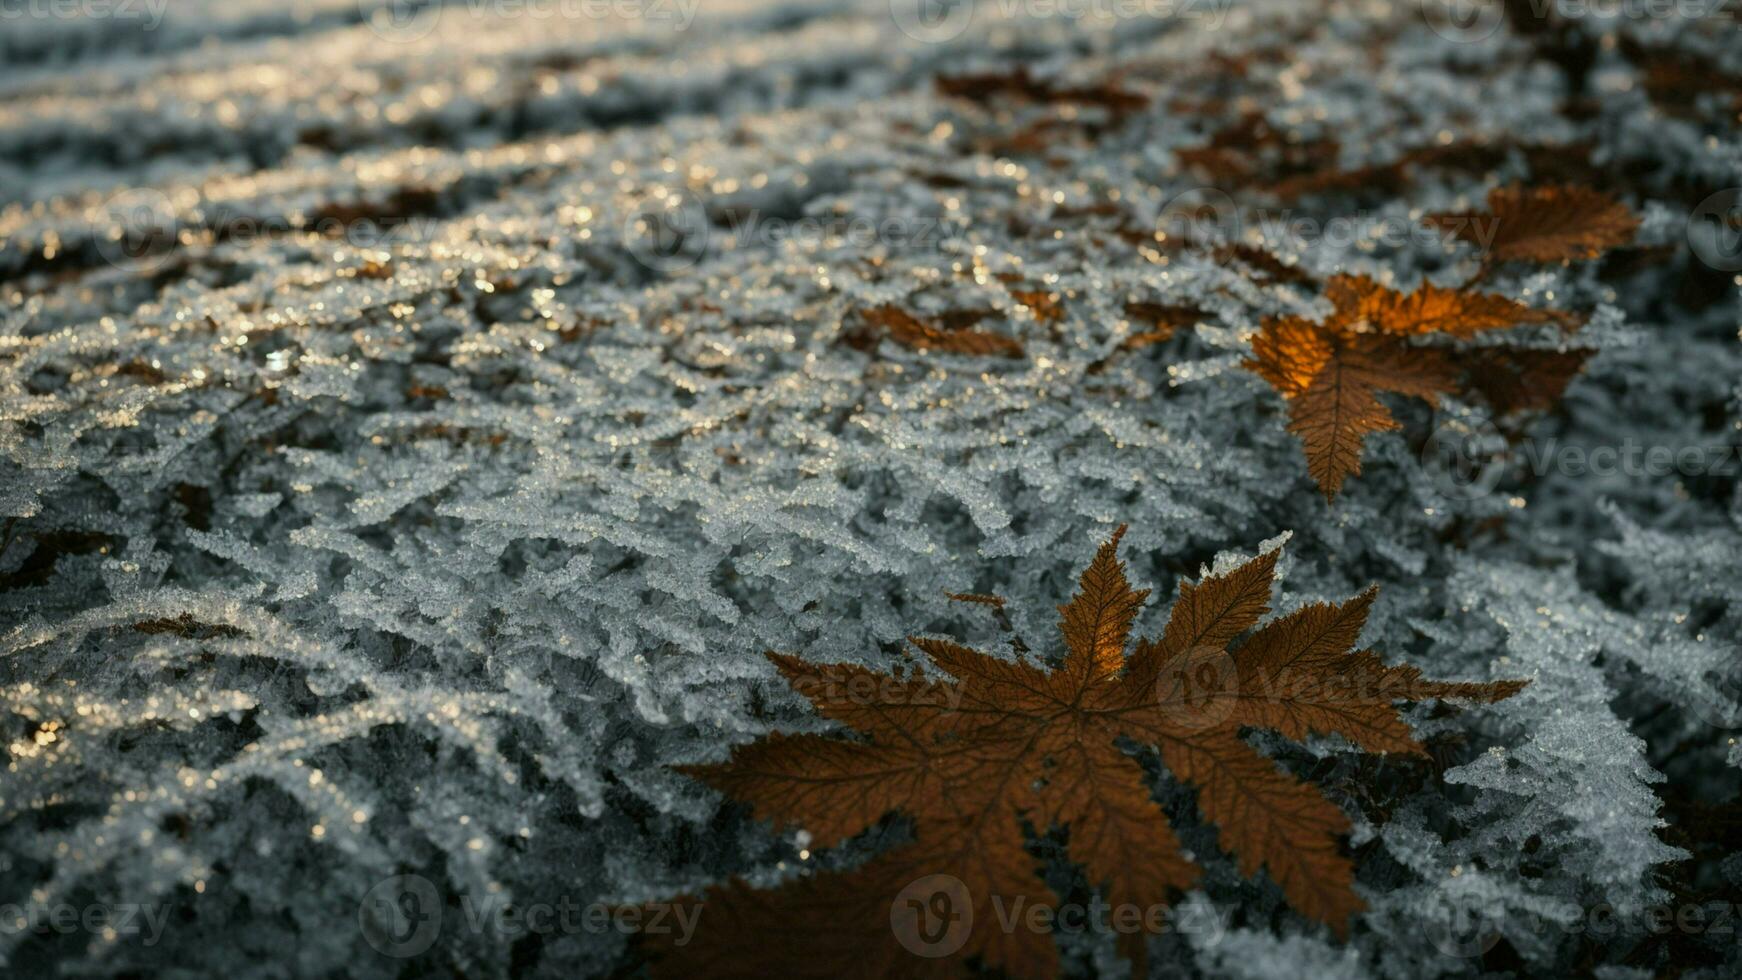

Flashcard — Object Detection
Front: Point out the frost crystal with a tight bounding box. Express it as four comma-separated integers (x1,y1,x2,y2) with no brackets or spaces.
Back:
2,1,1739,977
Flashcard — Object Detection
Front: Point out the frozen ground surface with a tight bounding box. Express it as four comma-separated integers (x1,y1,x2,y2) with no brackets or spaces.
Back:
1,2,1740,977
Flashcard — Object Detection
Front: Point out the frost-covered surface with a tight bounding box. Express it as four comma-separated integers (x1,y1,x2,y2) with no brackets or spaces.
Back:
2,1,1739,977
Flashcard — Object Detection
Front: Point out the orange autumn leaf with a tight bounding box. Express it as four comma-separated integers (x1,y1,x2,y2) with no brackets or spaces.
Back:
1120,302,1207,351
1323,275,1573,338
856,305,1025,359
647,527,1526,979
1423,184,1638,264
1010,289,1064,323
993,272,1068,325
937,66,1149,119
1245,275,1583,498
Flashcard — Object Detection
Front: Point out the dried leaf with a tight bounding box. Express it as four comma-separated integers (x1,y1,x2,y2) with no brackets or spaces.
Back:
1245,275,1585,498
1323,275,1572,338
1215,244,1316,284
938,66,1148,118
993,273,1067,325
132,614,246,639
1010,289,1065,325
1176,112,1342,190
855,305,1025,359
648,528,1526,977
1424,184,1638,264
1460,348,1592,416
116,359,171,385
1120,302,1207,351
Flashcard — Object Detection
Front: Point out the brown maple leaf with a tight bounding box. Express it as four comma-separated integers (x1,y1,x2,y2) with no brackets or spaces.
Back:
1244,275,1581,498
937,66,1149,119
1175,112,1343,191
1461,348,1592,417
1423,184,1638,265
852,305,1025,359
1214,243,1315,285
1119,302,1206,351
992,273,1067,326
646,528,1525,978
